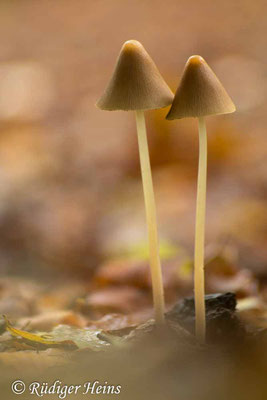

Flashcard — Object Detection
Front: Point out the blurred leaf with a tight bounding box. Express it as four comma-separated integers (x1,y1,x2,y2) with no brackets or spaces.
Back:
107,240,180,262
179,259,193,277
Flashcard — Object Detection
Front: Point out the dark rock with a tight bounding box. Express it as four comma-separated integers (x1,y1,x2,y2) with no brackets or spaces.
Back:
166,293,245,343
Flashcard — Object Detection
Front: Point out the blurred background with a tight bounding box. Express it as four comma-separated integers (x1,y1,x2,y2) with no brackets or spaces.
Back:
0,0,266,323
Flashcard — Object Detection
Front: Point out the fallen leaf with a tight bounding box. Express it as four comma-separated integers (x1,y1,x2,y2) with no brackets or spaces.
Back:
3,315,77,350
48,325,110,350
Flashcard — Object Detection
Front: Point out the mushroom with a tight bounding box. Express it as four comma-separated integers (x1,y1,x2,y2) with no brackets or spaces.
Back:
166,55,235,341
97,40,173,324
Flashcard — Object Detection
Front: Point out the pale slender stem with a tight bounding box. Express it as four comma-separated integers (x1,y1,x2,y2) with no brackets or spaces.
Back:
194,116,207,343
135,110,165,324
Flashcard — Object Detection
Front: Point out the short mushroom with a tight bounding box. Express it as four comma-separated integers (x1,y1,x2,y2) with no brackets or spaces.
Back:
166,55,235,342
97,40,173,324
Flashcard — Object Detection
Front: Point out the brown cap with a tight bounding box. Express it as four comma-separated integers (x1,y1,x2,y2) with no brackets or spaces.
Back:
96,40,173,111
166,55,236,120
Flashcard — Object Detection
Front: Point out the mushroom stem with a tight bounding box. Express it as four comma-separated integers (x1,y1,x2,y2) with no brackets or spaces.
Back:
135,110,165,324
194,116,207,343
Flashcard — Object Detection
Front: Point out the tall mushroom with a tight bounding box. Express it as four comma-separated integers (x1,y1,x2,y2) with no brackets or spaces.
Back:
96,40,173,324
166,55,235,342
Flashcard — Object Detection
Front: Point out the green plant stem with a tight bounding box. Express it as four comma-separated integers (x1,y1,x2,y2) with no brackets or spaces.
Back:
135,110,165,324
194,116,207,343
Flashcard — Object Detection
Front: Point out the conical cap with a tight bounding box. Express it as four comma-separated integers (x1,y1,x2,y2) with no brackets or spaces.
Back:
166,55,236,119
96,40,173,111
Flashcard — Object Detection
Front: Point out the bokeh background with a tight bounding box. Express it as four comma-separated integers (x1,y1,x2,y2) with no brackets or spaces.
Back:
0,0,266,322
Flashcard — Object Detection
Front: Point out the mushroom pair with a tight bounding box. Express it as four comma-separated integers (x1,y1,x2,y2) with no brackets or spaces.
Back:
97,40,235,341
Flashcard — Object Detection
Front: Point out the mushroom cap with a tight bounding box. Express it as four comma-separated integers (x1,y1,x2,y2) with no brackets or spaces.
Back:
96,40,174,111
166,55,236,120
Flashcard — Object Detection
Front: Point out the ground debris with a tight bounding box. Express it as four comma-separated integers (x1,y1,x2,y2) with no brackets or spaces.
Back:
166,292,246,343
